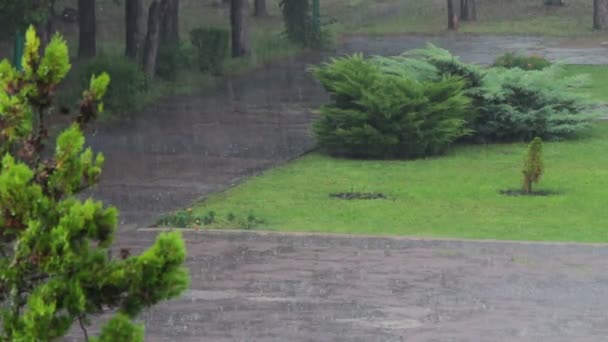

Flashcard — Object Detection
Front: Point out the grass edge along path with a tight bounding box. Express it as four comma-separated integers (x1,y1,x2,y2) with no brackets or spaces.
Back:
186,122,608,243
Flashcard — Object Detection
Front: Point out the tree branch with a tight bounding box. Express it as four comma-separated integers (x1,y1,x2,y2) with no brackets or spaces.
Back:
79,315,89,342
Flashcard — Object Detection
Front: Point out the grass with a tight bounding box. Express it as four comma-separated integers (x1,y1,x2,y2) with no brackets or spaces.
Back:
189,121,608,243
562,65,608,102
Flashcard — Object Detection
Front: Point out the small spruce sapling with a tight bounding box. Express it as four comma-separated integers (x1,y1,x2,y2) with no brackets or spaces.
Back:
522,137,544,194
0,27,189,341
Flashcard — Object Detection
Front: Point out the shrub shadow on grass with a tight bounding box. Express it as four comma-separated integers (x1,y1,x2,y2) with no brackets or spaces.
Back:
499,189,561,197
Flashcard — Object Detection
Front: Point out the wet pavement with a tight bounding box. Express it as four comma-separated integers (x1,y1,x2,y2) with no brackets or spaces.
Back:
69,35,608,341
66,230,608,341
87,34,608,227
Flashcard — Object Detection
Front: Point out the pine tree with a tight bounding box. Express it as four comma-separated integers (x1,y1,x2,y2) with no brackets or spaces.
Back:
0,27,189,341
522,137,544,194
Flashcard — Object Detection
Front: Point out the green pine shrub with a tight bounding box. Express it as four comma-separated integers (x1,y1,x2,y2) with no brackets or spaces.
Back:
405,45,595,142
522,137,544,193
76,53,148,114
156,43,181,81
312,54,472,159
0,27,188,341
156,41,195,81
494,52,552,71
279,0,327,48
405,44,486,88
470,66,595,142
190,27,229,74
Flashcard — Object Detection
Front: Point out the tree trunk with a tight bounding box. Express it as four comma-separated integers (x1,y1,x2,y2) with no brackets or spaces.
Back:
160,0,179,43
36,0,56,49
125,0,144,59
594,0,608,30
460,0,476,21
447,0,458,30
143,1,161,76
78,0,96,58
544,0,565,5
231,0,251,57
254,0,268,17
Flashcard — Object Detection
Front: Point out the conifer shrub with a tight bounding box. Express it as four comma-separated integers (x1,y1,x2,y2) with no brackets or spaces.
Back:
0,27,188,341
312,54,471,159
279,0,327,48
405,44,486,88
76,53,148,114
190,28,229,74
522,137,544,193
470,66,595,142
405,45,595,142
494,52,551,71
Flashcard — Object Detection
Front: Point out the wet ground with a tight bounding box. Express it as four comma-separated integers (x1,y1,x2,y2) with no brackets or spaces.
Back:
67,35,608,341
87,34,608,227
66,230,608,341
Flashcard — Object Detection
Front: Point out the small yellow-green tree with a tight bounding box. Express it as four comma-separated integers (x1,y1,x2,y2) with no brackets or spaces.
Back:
0,27,189,341
522,137,543,194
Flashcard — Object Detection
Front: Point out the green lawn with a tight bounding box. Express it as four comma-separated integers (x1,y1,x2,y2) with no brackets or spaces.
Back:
190,122,608,242
562,65,608,102
182,64,608,242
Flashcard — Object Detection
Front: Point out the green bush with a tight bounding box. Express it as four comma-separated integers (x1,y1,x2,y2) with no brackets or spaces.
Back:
190,27,229,74
279,0,327,48
407,45,594,142
312,54,472,159
406,44,486,88
0,27,188,342
522,137,544,193
77,54,148,114
470,66,595,142
156,41,195,81
494,52,552,71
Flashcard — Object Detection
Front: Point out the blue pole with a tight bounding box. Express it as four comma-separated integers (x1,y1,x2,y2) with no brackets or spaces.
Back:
13,29,25,71
312,0,320,34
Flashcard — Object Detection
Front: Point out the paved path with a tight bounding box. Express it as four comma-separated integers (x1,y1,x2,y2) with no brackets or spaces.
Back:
86,35,608,227
68,230,608,341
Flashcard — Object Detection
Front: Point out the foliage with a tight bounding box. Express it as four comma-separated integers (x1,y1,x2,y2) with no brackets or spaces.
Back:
311,54,472,159
494,52,552,71
522,137,544,193
279,0,326,48
471,66,595,142
76,53,149,115
405,44,486,88
0,0,50,39
155,41,194,81
157,209,216,228
157,209,265,230
0,27,188,341
190,28,230,74
402,45,595,142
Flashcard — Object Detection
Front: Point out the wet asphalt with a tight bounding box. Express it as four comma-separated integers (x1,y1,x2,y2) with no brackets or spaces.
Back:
70,35,608,341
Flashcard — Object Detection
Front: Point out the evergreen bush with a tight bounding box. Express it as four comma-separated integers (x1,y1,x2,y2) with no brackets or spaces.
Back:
522,137,544,193
406,45,595,142
471,66,595,142
279,0,326,48
190,28,229,74
77,53,148,114
0,27,188,341
312,54,471,159
494,52,551,71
